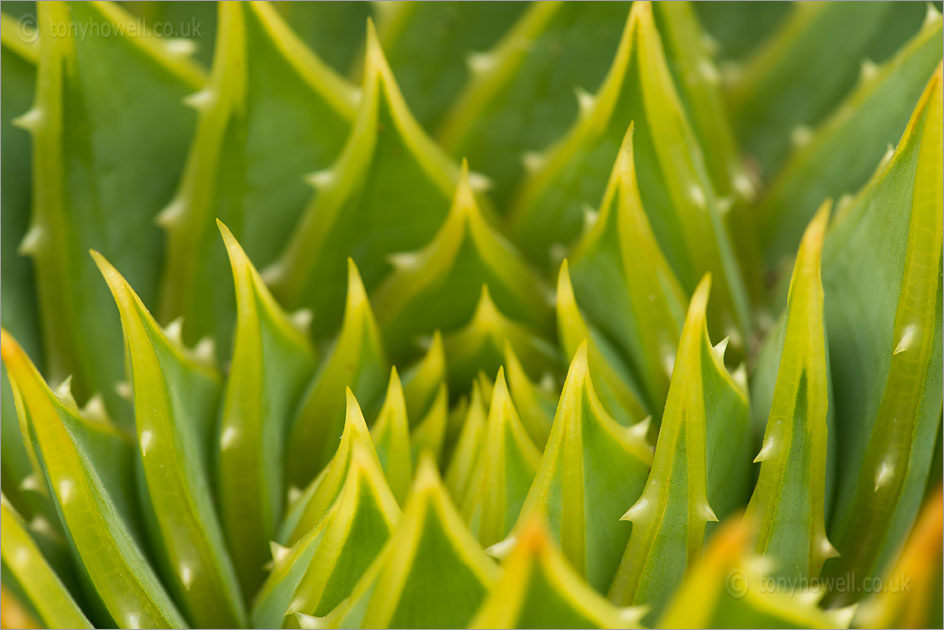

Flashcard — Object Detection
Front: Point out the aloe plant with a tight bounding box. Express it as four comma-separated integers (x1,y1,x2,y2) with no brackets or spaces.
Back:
1,2,941,629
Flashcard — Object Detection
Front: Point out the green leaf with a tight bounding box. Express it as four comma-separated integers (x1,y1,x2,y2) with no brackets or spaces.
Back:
1,13,42,510
509,3,750,340
658,516,856,629
305,456,498,629
651,2,742,199
503,341,556,448
441,284,557,395
759,12,943,269
410,383,449,467
158,2,356,353
373,163,552,360
216,221,317,597
93,250,245,627
280,390,389,547
252,391,400,626
821,64,943,604
271,1,370,75
557,260,648,425
511,341,652,593
1,329,187,629
609,275,751,618
287,259,388,488
376,1,527,131
370,368,413,504
460,369,541,547
855,488,943,629
727,1,929,177
269,21,460,339
19,1,203,423
119,1,219,68
439,2,628,206
470,515,642,629
692,2,790,61
568,124,687,413
744,204,837,580
445,380,489,505
400,329,445,421
1,496,92,629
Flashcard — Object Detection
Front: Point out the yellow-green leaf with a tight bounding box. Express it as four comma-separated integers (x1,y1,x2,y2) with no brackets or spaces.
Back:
370,368,413,504
287,259,388,487
93,250,245,626
216,221,317,597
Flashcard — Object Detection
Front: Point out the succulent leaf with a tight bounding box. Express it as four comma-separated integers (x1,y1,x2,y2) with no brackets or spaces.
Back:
252,392,400,626
821,64,944,603
512,342,652,592
409,383,449,466
215,221,317,597
441,284,557,394
1,12,43,509
1,496,92,629
728,2,929,177
272,1,370,75
158,2,355,353
460,369,541,547
445,380,489,505
855,486,943,629
568,125,688,413
503,342,556,448
759,12,943,269
510,2,750,340
1,329,187,629
658,515,856,629
374,162,551,360
311,456,498,629
93,250,246,626
440,2,629,206
471,515,642,629
609,275,751,617
376,2,527,131
369,368,413,504
397,329,447,422
270,20,459,338
21,1,204,424
557,259,648,425
744,204,836,580
287,259,388,487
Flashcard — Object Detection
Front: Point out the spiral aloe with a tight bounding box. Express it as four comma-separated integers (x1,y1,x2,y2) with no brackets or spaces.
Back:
1,2,942,629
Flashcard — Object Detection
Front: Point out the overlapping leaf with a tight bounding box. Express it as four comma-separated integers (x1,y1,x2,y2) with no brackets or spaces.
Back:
376,1,527,131
503,342,556,447
759,9,943,269
1,330,187,628
821,64,943,603
268,21,460,338
439,2,629,206
441,284,557,394
93,250,245,626
157,2,356,352
0,496,91,629
17,1,204,423
370,369,413,504
567,125,687,414
215,221,317,596
659,516,856,629
509,342,652,593
744,204,836,580
470,515,642,629
286,259,388,487
305,457,498,629
373,163,551,361
460,369,541,547
253,391,400,627
509,2,750,342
